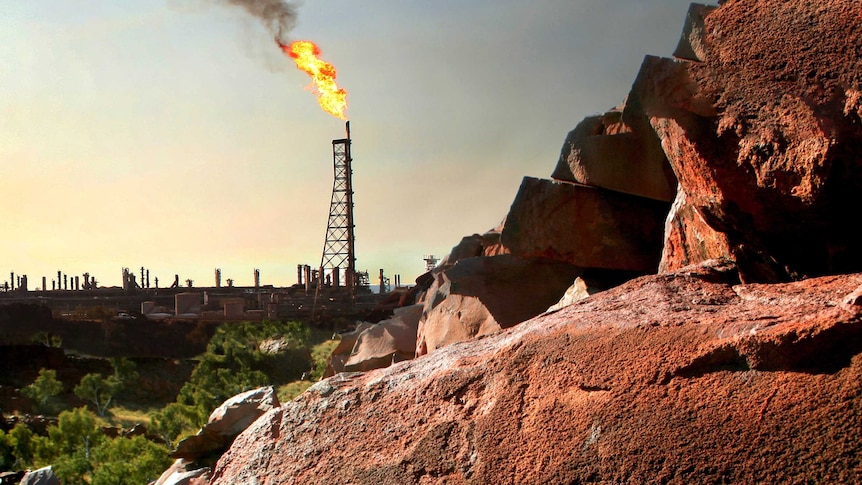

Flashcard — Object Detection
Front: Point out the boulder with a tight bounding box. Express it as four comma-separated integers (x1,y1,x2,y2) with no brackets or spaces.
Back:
416,254,582,356
153,459,211,485
18,466,59,485
343,304,423,372
545,276,595,312
208,262,862,484
659,188,733,273
324,322,377,377
642,0,862,280
440,228,508,266
551,109,677,202
500,177,669,272
672,3,717,62
171,386,279,461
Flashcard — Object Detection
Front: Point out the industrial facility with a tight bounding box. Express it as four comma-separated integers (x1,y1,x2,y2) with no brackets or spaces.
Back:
1,123,418,322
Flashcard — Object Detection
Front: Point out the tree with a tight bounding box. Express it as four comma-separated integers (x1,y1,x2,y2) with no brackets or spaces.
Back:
148,402,199,448
21,368,64,415
30,331,62,348
88,435,172,485
31,407,102,484
6,422,35,469
74,373,121,417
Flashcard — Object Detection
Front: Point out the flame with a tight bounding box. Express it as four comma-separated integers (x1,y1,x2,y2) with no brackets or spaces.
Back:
282,40,348,120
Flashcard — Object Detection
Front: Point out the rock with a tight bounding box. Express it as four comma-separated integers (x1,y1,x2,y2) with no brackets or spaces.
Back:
18,466,59,485
440,228,508,266
672,3,717,62
343,304,423,372
646,0,862,280
171,386,279,461
551,109,677,202
153,459,211,485
500,177,669,272
416,254,582,356
659,188,733,273
208,264,862,484
545,276,595,312
841,284,862,316
324,322,377,377
0,471,24,485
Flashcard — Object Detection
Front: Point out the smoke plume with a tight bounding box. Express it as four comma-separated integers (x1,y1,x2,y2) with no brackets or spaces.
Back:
219,0,299,43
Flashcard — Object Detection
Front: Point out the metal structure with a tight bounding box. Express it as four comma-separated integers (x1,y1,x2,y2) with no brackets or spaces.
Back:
320,121,356,295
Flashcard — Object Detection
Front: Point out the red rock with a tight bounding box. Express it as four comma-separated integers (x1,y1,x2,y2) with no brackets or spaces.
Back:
500,177,668,272
208,263,862,484
551,109,677,202
659,189,733,273
343,304,423,372
416,254,582,356
645,0,862,280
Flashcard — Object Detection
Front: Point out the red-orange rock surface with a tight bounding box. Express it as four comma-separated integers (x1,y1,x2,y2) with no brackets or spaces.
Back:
649,0,862,280
208,261,862,484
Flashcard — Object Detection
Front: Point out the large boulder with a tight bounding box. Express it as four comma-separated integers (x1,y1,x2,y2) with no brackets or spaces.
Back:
551,109,676,202
416,254,582,356
208,262,862,484
500,177,669,272
641,0,862,280
342,304,423,372
18,466,59,485
171,386,279,461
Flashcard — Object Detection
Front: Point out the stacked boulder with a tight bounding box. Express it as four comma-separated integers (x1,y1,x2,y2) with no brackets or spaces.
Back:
330,0,862,367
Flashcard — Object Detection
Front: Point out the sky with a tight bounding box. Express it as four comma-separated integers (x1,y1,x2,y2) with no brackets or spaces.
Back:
1,0,705,289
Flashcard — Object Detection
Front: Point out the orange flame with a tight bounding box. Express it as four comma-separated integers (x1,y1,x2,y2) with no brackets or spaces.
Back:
282,40,348,120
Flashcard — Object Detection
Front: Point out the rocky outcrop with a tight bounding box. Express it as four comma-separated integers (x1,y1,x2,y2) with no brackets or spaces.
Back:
649,0,862,279
209,262,862,484
416,255,583,356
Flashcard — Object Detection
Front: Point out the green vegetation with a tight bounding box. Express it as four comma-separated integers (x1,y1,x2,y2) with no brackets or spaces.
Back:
3,319,339,482
21,368,65,415
1,407,172,485
74,358,139,417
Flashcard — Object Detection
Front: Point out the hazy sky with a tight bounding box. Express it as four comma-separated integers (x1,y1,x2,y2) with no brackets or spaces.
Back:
1,0,704,289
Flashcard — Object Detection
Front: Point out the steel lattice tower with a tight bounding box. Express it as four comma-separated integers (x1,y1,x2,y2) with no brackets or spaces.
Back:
320,121,355,294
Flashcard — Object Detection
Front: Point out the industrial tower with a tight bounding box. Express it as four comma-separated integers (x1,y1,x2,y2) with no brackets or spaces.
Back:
320,121,356,296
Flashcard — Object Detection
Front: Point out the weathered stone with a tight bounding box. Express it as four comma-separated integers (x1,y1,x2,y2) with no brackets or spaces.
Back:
324,322,376,377
545,276,595,312
646,0,862,280
171,386,278,461
343,304,423,372
208,265,862,484
154,459,211,485
18,466,59,485
672,3,717,62
659,188,733,273
416,254,582,356
551,110,677,202
500,177,669,272
440,228,508,266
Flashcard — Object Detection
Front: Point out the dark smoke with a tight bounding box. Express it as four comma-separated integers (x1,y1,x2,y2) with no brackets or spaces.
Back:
219,0,299,43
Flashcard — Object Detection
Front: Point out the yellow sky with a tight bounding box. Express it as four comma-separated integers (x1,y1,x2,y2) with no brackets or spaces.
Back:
1,0,702,288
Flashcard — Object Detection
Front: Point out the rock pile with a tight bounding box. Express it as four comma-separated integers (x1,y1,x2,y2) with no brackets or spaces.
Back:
207,0,862,482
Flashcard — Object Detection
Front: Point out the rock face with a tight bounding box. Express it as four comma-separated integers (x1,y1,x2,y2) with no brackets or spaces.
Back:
209,262,862,484
650,0,862,279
